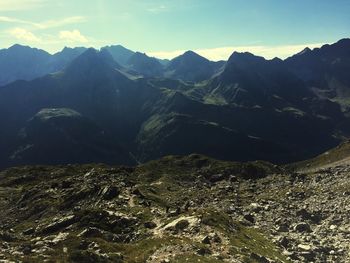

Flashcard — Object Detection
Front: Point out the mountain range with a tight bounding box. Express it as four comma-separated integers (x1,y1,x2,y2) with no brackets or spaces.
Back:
0,39,350,168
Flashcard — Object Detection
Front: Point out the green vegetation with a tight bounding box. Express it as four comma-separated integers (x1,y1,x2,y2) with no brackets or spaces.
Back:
289,140,350,171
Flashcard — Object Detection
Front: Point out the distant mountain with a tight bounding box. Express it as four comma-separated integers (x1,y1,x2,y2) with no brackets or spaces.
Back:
126,52,164,77
0,44,51,86
101,45,135,66
209,52,313,107
164,51,225,82
157,58,170,66
0,44,227,85
0,48,159,167
1,39,350,168
0,45,86,86
285,39,350,106
49,47,87,72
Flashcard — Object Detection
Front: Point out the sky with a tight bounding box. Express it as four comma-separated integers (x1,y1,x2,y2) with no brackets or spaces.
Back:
0,0,350,61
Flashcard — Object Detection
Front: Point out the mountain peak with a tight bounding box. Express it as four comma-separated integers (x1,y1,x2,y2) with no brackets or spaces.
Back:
227,52,266,66
183,50,199,56
101,45,135,66
292,47,312,57
64,48,121,78
164,50,221,82
127,51,163,76
9,44,29,50
5,44,50,56
170,50,210,66
181,50,208,61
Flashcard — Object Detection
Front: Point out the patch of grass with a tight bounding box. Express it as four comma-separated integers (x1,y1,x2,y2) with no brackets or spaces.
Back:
113,237,183,263
171,254,223,263
200,210,290,262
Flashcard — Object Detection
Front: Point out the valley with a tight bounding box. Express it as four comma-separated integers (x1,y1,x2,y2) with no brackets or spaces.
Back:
1,39,350,168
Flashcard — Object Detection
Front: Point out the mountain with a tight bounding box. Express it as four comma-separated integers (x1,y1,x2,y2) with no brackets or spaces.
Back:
1,39,350,168
101,44,135,66
208,52,314,107
1,150,350,262
0,48,160,168
0,45,86,87
0,44,51,86
11,108,135,166
164,51,225,82
49,47,87,72
285,39,350,110
126,52,164,77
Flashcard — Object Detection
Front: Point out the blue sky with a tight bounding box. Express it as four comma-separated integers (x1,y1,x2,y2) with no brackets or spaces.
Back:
0,0,349,60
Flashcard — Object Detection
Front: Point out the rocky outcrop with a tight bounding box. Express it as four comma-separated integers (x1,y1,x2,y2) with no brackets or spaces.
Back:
0,155,349,262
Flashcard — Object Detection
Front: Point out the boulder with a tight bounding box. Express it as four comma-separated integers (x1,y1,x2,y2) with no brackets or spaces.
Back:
41,215,77,234
100,186,119,200
293,222,312,233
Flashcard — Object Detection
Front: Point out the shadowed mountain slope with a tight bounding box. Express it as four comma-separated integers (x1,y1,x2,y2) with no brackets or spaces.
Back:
1,39,350,168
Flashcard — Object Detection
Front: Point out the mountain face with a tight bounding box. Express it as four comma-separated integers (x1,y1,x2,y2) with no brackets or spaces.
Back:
0,39,350,168
126,52,164,77
209,52,313,107
0,45,86,87
11,108,135,166
101,45,135,66
0,45,51,86
49,47,87,72
164,51,225,82
285,39,350,112
0,49,161,168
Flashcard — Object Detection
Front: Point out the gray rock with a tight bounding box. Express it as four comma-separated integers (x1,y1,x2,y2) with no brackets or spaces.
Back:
277,236,289,248
175,219,190,231
100,186,119,200
243,214,255,224
202,235,211,244
144,221,157,229
250,252,270,263
41,215,77,234
294,222,312,233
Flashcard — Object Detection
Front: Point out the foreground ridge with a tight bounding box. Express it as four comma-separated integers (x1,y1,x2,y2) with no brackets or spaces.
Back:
0,154,349,262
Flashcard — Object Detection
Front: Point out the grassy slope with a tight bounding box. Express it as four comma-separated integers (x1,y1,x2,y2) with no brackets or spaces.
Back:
288,140,350,171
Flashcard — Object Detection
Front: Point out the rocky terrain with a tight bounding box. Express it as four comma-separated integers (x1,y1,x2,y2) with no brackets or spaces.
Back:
1,145,350,262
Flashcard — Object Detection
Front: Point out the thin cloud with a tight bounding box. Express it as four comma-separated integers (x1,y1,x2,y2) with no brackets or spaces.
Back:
7,27,41,42
147,4,167,13
0,16,86,30
59,30,88,43
38,17,87,30
0,0,46,11
148,43,326,61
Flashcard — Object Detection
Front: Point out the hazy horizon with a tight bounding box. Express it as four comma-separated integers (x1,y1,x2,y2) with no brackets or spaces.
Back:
1,0,349,60
1,40,341,62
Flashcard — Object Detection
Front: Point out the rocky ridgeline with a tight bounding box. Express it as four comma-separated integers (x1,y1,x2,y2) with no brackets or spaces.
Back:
0,155,349,262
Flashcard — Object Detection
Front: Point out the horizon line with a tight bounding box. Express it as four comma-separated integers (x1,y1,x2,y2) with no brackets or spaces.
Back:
1,38,347,62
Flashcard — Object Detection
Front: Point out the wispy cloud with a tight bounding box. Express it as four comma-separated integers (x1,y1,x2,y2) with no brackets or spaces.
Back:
39,17,87,30
147,4,167,13
59,30,88,43
0,16,86,30
0,0,46,11
7,27,41,42
148,43,326,61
